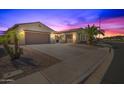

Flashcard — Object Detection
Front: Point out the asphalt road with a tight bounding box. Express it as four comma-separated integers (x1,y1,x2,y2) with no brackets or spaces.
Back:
101,42,124,84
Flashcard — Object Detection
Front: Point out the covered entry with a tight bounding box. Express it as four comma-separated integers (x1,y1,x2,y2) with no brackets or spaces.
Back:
25,31,50,44
65,34,73,43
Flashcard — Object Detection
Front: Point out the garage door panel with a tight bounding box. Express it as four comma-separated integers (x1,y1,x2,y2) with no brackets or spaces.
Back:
25,32,50,44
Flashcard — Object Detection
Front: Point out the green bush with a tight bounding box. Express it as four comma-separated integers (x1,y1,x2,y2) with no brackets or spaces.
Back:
1,30,23,60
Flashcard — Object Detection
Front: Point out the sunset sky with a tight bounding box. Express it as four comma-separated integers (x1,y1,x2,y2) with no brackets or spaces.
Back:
0,9,124,37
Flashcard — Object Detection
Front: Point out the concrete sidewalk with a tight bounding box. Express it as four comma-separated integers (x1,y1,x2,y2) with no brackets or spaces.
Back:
10,44,112,84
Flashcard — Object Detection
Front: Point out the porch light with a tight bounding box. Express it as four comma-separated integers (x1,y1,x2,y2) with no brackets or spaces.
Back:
18,31,25,39
73,33,76,43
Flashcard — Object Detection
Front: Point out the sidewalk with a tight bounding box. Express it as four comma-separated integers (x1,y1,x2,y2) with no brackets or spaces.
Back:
10,45,112,84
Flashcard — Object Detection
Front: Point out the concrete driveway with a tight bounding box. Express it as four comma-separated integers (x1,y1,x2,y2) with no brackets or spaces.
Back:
27,43,101,61
11,43,112,84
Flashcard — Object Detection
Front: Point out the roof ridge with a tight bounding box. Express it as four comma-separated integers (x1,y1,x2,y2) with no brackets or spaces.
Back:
15,21,41,25
58,27,84,32
39,22,55,31
55,27,84,33
15,21,54,31
7,21,55,32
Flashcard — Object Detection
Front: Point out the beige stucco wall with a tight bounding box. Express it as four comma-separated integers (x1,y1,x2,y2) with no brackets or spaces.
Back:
51,32,78,44
50,33,66,43
72,32,78,44
51,31,88,44
58,33,66,43
17,28,26,45
18,22,54,32
50,32,56,43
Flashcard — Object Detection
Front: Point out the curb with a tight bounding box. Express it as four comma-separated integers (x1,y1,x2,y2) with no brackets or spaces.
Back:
83,46,114,83
72,47,111,83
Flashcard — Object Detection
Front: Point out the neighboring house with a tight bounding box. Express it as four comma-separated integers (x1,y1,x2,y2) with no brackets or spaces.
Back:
51,28,88,44
0,30,5,35
103,35,124,40
6,22,55,45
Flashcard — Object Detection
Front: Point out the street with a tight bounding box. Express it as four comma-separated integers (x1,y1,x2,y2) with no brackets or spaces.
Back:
101,42,124,84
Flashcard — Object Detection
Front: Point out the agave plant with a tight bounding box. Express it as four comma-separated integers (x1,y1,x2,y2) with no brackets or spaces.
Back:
84,24,104,45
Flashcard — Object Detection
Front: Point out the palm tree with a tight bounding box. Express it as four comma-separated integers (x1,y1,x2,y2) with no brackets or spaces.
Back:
84,24,104,45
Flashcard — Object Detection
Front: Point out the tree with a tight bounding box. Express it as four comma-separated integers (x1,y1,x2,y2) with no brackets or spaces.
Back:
84,24,104,45
0,30,23,60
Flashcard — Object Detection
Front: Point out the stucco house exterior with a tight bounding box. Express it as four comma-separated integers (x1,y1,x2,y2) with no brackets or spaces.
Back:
6,22,88,45
51,28,88,44
6,22,55,45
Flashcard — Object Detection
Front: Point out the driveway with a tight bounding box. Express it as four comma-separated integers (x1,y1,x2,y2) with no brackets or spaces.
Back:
11,43,110,84
27,43,102,61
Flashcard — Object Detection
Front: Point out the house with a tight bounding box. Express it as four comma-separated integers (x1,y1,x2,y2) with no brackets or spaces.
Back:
51,28,88,44
6,22,55,45
103,35,124,40
6,22,88,45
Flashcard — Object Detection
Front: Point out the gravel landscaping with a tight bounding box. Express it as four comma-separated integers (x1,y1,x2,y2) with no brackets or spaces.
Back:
0,46,61,83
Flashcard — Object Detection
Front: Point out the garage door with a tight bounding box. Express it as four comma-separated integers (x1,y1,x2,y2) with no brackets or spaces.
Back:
25,31,50,44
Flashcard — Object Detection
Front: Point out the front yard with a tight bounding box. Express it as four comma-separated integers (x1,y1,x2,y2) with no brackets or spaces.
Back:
0,45,61,83
0,43,110,83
